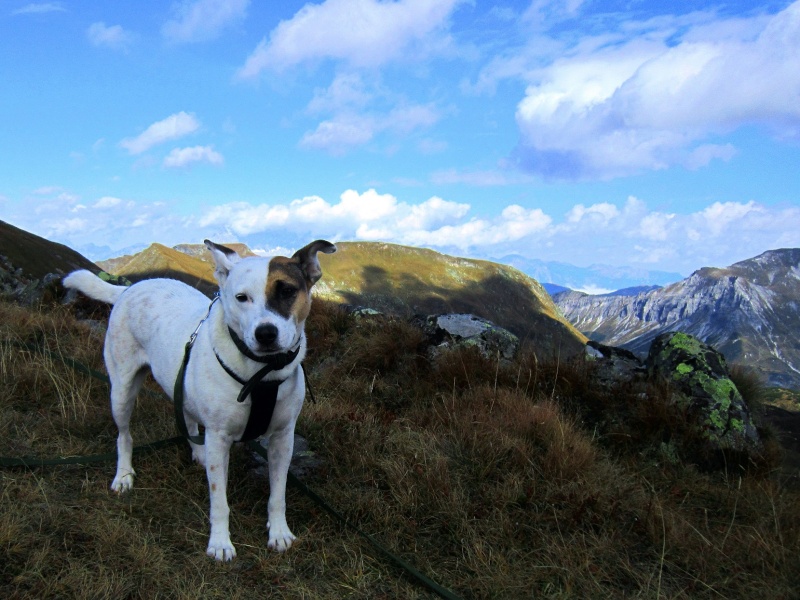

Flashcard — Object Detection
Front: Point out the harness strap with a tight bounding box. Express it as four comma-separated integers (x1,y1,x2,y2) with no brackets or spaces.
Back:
214,351,297,442
173,300,303,445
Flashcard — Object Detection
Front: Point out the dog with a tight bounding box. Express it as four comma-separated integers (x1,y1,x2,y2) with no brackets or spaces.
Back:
63,239,336,561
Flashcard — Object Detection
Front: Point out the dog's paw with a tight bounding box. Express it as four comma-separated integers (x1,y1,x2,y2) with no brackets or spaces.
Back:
206,536,237,562
191,446,206,467
267,521,296,552
110,471,135,493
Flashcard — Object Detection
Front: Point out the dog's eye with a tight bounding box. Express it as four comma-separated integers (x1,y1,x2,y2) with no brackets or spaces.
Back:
235,293,249,303
278,284,298,299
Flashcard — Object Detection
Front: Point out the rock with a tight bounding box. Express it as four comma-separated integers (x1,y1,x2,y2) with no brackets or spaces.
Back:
250,434,321,480
347,306,382,318
647,332,761,454
414,313,520,360
0,255,63,305
586,340,647,388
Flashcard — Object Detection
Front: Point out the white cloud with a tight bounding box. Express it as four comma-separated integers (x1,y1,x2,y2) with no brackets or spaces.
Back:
684,144,737,170
695,200,762,237
300,115,376,154
162,0,249,43
93,196,123,209
87,22,134,51
48,218,88,235
399,205,552,248
9,185,800,276
397,196,469,229
236,0,464,78
32,185,63,195
307,72,372,115
12,3,65,15
163,145,224,168
197,189,553,250
566,202,619,225
291,189,399,223
198,202,291,236
300,103,439,154
638,212,675,242
120,112,200,155
511,1,800,179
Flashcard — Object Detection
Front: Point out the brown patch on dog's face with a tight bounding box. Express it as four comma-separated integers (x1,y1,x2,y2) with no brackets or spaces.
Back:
266,257,312,321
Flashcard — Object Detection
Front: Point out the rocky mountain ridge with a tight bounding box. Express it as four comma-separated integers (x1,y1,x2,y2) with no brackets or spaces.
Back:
554,249,800,388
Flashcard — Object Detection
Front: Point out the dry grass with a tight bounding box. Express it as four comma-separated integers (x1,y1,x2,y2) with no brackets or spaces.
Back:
1,297,799,599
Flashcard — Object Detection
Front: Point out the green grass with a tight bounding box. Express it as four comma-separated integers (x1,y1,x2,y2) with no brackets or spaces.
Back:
1,297,799,599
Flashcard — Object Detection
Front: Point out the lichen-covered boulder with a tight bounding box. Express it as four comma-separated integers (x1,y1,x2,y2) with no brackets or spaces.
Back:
647,332,761,454
586,340,647,388
415,313,520,360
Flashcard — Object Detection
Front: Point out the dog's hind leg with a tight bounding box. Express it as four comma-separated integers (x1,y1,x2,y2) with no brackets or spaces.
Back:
106,346,148,493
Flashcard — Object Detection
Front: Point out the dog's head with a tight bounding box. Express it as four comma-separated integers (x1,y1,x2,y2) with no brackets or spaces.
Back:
204,239,336,356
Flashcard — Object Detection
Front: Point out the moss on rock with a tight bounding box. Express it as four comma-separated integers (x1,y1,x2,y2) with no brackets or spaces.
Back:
647,332,761,455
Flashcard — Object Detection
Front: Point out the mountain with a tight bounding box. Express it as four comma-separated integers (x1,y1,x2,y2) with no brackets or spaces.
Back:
553,249,800,388
315,242,585,353
604,285,662,297
0,220,99,279
97,240,586,356
97,243,224,296
500,254,682,293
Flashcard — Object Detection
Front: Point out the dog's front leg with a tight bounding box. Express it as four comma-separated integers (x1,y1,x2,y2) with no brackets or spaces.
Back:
204,431,236,561
266,426,297,552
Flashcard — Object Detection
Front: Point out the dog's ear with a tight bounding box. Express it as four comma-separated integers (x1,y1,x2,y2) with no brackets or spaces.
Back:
204,240,241,286
292,240,336,286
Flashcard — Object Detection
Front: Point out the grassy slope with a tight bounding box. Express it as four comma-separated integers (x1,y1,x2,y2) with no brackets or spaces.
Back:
107,243,219,295
0,220,99,279
316,241,585,354
1,297,799,599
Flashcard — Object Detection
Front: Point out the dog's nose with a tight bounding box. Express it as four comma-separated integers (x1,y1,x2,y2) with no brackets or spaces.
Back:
254,324,278,347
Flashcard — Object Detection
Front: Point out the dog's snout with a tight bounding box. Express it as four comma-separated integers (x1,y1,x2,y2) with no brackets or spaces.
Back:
254,324,279,347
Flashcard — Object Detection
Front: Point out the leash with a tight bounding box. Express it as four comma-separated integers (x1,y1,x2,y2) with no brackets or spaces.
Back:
0,436,184,468
247,440,463,600
2,326,464,600
173,295,219,444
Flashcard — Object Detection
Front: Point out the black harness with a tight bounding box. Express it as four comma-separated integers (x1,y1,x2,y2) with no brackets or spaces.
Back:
173,297,302,444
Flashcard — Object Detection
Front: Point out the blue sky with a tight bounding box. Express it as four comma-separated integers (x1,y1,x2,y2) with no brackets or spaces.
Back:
1,0,799,279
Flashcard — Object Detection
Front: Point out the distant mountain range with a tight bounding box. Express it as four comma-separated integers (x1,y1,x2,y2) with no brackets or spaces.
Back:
500,254,683,294
553,249,800,389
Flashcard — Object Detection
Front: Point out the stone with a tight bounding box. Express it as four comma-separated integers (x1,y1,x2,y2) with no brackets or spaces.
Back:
586,340,647,388
414,313,520,361
251,434,321,480
647,332,761,454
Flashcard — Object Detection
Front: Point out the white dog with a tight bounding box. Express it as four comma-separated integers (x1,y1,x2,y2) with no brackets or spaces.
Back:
63,239,335,561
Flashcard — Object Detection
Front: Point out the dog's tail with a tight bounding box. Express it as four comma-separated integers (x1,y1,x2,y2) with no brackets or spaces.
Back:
63,270,127,305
